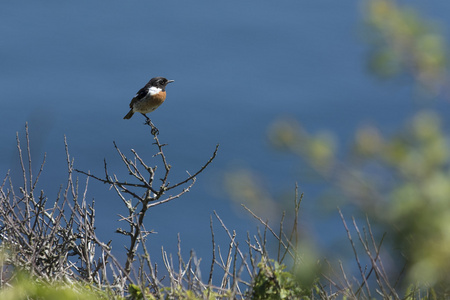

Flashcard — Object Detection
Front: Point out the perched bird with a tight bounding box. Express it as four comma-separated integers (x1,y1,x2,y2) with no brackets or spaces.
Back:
123,77,174,120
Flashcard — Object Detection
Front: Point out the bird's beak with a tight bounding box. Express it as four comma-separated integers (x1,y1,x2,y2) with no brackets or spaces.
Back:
167,80,175,84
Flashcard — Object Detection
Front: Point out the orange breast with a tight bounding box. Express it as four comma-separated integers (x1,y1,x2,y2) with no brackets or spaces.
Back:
133,91,167,113
151,91,166,105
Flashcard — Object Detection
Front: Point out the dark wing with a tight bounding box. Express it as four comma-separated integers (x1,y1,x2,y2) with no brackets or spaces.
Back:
129,86,149,108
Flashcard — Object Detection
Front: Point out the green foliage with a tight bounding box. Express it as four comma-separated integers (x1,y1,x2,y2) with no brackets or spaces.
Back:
262,0,450,297
127,283,230,300
364,0,448,93
251,260,310,300
128,284,154,300
267,118,336,173
354,111,450,289
162,287,229,300
0,272,112,300
268,107,450,295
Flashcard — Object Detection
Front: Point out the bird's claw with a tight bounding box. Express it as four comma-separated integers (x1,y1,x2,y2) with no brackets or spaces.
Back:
142,116,159,135
151,127,160,135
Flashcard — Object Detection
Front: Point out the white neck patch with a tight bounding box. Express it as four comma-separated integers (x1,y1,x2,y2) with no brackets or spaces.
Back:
148,86,162,95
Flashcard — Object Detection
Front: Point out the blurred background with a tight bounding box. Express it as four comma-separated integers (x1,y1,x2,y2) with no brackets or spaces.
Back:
2,0,450,292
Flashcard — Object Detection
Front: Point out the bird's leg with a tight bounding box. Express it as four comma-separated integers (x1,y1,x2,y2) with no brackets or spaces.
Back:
142,113,151,124
142,114,159,135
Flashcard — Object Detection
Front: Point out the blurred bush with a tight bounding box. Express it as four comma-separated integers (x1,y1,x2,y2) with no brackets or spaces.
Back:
352,111,450,287
227,0,450,296
0,272,108,300
364,0,448,94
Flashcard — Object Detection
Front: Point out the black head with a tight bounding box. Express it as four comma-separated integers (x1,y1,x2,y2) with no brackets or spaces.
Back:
148,77,174,90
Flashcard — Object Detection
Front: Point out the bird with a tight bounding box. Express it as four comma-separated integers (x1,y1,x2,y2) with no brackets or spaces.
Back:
123,76,174,120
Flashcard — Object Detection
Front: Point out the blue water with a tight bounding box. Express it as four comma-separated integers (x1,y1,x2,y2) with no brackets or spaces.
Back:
2,0,450,283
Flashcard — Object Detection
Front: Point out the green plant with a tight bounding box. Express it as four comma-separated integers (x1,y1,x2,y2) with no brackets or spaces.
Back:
251,259,309,300
0,272,112,300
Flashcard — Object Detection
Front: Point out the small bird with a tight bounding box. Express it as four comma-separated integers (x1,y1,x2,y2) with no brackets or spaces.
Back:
123,77,174,120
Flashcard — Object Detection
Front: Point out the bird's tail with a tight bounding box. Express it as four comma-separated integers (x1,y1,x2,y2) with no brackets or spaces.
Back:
123,110,134,119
